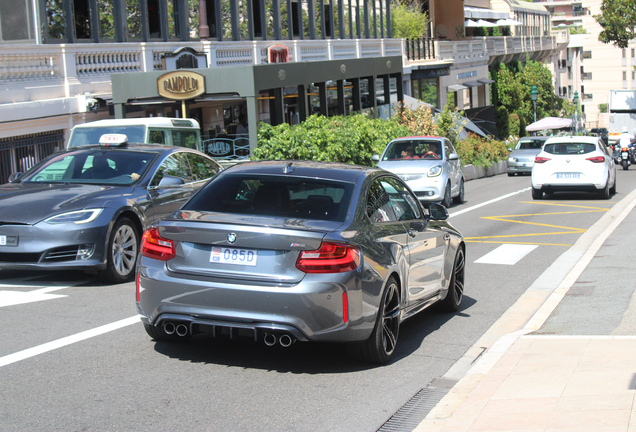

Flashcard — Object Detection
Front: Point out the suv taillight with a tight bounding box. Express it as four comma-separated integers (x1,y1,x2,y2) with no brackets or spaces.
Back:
296,242,360,273
140,227,175,261
534,156,551,164
586,156,605,163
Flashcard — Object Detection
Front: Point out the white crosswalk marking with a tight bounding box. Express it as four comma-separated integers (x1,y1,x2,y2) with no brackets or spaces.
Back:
474,244,538,265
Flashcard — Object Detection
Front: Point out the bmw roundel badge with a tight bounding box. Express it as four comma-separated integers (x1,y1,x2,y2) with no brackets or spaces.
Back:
227,232,237,244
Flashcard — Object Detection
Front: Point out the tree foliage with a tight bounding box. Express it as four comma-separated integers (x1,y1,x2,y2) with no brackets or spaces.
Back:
594,0,636,49
391,0,428,38
436,101,465,146
494,60,566,136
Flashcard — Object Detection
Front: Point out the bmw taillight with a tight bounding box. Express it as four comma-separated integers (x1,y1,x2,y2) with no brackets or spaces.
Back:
586,156,606,163
140,227,176,261
296,242,360,273
534,156,551,164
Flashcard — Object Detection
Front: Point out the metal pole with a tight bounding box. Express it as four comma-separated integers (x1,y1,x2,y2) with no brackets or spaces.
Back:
533,100,536,123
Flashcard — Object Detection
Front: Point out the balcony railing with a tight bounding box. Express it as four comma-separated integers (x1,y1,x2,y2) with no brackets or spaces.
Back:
437,35,559,65
0,39,404,105
405,38,436,62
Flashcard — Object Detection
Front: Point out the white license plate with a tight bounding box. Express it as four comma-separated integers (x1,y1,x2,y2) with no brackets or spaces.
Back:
524,163,533,167
556,173,580,179
0,236,5,246
210,247,258,266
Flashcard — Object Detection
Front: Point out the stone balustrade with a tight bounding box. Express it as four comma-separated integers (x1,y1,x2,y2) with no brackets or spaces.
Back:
0,39,406,105
438,35,559,65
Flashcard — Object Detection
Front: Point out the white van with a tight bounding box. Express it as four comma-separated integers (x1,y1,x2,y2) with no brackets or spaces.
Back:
67,118,202,151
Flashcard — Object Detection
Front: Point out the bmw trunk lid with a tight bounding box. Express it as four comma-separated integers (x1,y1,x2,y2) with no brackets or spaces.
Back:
158,213,338,284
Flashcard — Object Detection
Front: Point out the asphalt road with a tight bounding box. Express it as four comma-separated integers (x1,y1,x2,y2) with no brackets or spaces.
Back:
2,168,636,432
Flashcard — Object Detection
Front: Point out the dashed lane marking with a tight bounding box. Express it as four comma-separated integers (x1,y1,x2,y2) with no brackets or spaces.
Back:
474,244,538,265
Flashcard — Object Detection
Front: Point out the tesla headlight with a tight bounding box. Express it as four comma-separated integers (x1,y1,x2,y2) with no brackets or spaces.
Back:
428,165,442,177
44,209,104,225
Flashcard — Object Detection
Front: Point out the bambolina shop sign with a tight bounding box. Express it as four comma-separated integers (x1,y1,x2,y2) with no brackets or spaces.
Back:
157,71,205,100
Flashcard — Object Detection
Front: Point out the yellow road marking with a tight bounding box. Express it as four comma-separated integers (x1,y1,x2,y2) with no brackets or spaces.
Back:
468,201,611,246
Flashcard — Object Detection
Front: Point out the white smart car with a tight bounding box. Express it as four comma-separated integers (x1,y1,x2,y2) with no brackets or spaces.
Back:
531,136,616,200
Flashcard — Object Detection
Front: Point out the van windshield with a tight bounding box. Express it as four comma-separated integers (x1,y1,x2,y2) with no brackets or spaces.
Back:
68,126,146,147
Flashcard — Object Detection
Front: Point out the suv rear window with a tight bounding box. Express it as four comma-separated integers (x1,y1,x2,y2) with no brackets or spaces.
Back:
184,174,354,221
543,143,596,155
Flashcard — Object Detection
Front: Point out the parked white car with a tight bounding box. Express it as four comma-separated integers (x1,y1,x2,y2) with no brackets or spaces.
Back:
373,136,464,208
531,136,616,200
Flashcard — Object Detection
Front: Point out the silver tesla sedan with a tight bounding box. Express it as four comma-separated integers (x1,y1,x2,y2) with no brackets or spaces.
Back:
136,161,465,364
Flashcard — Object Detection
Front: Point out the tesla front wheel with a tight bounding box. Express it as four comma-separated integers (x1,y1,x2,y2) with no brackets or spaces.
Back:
104,216,139,283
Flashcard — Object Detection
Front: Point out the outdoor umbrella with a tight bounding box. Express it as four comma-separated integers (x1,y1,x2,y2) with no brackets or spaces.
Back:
465,19,480,27
476,19,497,27
525,117,573,132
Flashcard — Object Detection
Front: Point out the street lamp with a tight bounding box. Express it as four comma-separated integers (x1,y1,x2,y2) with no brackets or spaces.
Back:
573,91,579,134
531,85,539,123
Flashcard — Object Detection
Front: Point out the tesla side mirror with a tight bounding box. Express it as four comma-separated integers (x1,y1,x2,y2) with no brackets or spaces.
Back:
372,155,380,162
448,153,459,161
429,203,449,221
8,172,22,182
156,175,185,188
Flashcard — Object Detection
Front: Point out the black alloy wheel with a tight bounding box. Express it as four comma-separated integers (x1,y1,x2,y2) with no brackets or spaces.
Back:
354,277,401,364
442,247,465,312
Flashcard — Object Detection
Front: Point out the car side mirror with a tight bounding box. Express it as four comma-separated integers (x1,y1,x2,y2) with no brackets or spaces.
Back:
507,147,512,152
372,155,380,162
448,153,459,161
156,175,185,188
8,172,22,182
429,203,449,220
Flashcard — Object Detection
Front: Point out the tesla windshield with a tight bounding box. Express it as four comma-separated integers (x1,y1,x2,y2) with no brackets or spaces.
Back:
20,150,155,185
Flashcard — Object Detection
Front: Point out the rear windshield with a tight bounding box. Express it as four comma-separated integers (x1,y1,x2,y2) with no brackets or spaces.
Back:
515,139,545,150
69,126,146,147
543,143,597,155
184,174,354,222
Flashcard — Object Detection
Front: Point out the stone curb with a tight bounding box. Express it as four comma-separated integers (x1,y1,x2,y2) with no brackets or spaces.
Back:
462,161,508,181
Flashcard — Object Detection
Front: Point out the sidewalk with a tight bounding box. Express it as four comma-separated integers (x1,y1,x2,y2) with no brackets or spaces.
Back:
415,191,636,432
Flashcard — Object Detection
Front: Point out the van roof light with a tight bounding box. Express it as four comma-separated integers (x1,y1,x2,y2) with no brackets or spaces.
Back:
99,134,128,147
